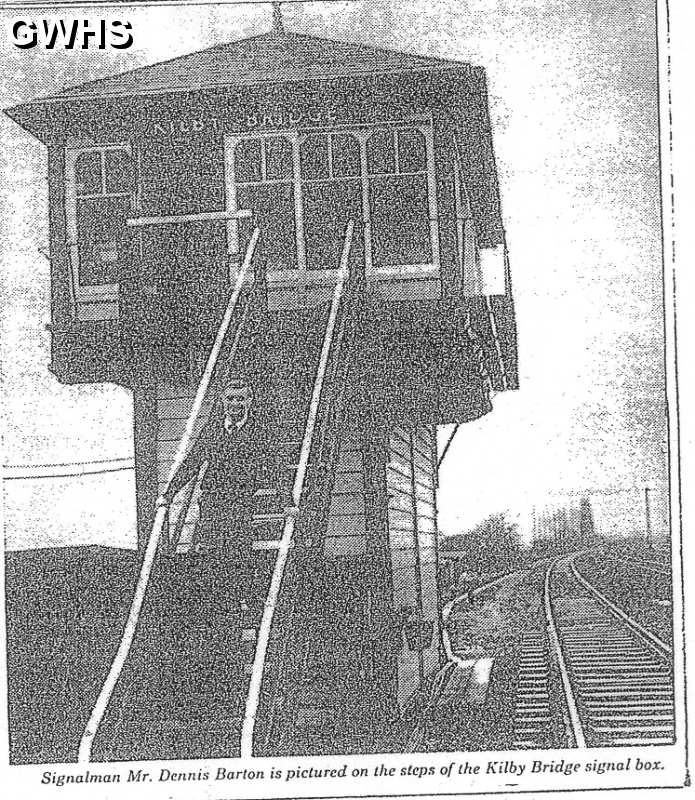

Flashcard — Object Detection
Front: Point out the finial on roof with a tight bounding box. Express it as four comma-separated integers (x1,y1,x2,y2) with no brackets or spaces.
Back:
272,2,285,34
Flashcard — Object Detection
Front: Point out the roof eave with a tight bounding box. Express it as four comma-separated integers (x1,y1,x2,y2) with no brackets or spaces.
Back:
24,63,480,106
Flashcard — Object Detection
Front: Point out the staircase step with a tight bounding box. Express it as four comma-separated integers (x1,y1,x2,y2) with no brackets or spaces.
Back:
252,513,287,523
252,540,281,550
254,488,279,498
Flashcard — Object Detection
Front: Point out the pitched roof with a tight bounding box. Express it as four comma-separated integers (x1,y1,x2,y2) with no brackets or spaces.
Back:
43,30,472,101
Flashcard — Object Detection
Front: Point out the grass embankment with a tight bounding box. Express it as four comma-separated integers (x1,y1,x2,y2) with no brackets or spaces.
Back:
574,551,673,645
441,572,507,605
427,566,566,751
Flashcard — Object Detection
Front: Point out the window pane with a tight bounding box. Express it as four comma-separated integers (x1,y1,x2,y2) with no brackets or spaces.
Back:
369,175,432,266
234,139,262,183
142,141,225,215
265,136,293,181
300,134,329,180
367,130,395,175
77,196,130,285
331,133,360,178
74,151,102,195
104,149,135,193
397,129,427,173
237,184,297,271
303,181,362,269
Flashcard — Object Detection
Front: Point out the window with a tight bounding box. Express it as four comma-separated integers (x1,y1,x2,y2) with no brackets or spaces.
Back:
265,136,293,181
367,128,432,267
366,130,395,175
396,129,427,173
234,136,293,184
66,144,134,302
300,133,361,182
300,133,362,270
233,136,296,272
300,134,329,180
224,121,440,295
331,133,360,178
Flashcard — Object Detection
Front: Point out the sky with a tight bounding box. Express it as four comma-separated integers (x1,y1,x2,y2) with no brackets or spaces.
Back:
0,0,669,548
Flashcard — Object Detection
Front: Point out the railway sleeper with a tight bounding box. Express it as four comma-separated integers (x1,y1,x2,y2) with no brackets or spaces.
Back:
571,662,667,670
594,714,674,723
564,634,650,640
586,700,674,710
563,638,637,646
580,692,673,702
609,736,675,746
564,646,661,654
591,724,674,735
576,676,671,685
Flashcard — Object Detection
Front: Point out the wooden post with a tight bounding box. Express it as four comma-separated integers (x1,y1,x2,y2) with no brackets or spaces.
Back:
408,430,425,686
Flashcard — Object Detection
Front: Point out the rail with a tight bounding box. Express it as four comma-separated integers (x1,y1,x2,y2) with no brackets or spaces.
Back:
569,554,672,660
543,560,587,748
407,559,550,751
546,553,675,748
240,220,357,758
77,227,261,763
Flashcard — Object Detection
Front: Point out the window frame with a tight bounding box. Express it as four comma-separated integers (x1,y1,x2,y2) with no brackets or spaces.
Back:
64,142,134,307
224,117,441,296
453,158,484,296
365,126,438,273
225,130,306,286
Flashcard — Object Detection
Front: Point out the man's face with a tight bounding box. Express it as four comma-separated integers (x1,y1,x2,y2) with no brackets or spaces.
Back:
222,386,252,434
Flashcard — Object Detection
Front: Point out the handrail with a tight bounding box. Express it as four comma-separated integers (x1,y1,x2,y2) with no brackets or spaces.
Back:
77,227,260,763
256,236,363,755
127,209,252,228
164,227,260,484
240,220,355,758
167,469,199,551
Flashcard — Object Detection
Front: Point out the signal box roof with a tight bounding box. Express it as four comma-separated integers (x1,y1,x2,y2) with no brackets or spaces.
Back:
28,30,477,102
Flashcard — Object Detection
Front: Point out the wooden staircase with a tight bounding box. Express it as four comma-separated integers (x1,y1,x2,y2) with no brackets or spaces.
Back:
81,222,362,762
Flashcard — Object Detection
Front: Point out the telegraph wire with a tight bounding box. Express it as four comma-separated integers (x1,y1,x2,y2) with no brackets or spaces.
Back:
4,456,134,480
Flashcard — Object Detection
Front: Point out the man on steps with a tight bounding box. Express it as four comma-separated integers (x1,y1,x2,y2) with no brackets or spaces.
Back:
163,379,267,710
165,378,263,599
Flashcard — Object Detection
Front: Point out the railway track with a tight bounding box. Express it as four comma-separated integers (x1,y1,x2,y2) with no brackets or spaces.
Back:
512,630,553,748
602,553,671,578
437,554,674,751
537,553,675,748
442,562,559,750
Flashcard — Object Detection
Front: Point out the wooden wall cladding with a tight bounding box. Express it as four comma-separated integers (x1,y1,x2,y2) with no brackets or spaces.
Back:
386,424,441,708
324,438,367,557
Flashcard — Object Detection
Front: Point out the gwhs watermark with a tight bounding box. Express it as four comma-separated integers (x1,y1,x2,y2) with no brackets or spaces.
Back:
10,19,133,50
